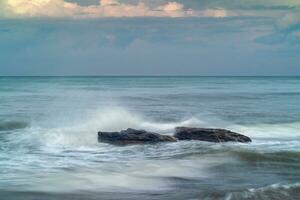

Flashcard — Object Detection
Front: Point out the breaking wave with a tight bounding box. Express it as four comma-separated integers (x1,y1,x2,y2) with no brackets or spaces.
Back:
1,107,299,195
7,106,300,150
16,107,208,148
227,183,300,200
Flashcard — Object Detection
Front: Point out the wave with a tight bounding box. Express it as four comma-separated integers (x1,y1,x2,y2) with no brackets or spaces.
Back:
227,183,300,200
227,149,300,163
228,122,300,139
0,120,28,131
7,106,300,150
16,107,208,148
1,107,300,195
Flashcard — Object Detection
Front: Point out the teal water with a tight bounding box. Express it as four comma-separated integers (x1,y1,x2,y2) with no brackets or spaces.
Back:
0,77,300,200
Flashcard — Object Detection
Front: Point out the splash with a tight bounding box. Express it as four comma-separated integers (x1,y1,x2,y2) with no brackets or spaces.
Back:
13,107,300,150
229,122,300,139
18,107,207,148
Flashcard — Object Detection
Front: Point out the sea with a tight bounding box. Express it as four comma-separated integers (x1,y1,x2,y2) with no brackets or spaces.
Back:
0,76,299,200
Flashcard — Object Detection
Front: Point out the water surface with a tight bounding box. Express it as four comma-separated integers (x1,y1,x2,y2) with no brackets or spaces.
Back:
0,76,299,200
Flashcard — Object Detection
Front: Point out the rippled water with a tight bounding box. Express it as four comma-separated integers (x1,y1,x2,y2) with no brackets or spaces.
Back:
0,77,299,200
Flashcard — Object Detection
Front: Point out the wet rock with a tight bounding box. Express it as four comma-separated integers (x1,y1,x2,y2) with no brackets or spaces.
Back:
174,127,251,143
98,128,177,146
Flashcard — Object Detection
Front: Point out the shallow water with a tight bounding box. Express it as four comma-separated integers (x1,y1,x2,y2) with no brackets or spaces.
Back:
0,76,299,200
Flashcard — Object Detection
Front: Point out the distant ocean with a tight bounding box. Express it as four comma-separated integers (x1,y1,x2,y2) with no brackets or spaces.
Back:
0,76,299,200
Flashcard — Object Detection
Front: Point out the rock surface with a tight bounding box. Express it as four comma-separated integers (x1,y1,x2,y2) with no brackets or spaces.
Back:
174,127,251,143
98,128,177,145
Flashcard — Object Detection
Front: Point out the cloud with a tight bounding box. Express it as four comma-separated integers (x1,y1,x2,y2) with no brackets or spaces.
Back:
255,10,300,48
3,0,230,18
277,12,300,30
180,0,300,9
157,2,183,12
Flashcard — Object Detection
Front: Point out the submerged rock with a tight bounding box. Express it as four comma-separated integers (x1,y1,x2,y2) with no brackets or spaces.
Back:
98,128,177,146
174,127,251,143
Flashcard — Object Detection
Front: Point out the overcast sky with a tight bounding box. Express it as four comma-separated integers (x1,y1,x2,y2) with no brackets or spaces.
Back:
0,0,300,76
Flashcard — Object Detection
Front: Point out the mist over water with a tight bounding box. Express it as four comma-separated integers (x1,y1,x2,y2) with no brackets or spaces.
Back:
0,77,299,200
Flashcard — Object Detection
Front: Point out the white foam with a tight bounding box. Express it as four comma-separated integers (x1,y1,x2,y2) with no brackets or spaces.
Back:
247,182,300,194
20,155,221,192
4,107,300,193
22,107,208,149
14,106,300,151
229,122,300,139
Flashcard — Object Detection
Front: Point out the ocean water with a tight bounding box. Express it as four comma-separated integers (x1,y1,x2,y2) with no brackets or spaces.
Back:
0,76,299,200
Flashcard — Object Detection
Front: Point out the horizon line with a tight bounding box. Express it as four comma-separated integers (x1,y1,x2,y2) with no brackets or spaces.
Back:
1,75,300,78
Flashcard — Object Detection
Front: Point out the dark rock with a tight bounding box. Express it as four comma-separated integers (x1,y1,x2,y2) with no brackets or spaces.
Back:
174,127,251,143
98,128,177,146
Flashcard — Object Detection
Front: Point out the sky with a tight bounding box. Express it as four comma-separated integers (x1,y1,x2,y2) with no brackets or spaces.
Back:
0,0,300,76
